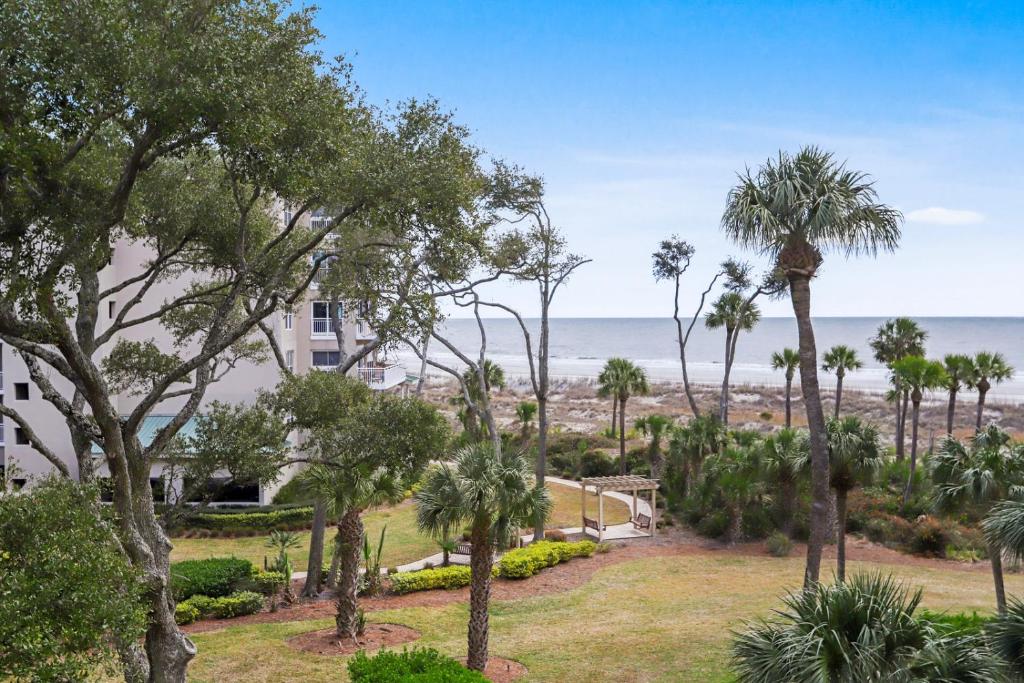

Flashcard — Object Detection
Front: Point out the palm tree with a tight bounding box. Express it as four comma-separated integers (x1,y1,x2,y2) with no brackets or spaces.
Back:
635,414,673,478
596,360,619,436
890,356,947,506
822,345,863,419
935,426,1024,614
870,317,927,460
770,348,800,428
826,417,882,582
666,415,725,501
514,401,537,442
968,351,1015,431
598,358,650,473
942,354,975,436
705,291,761,425
415,444,551,672
456,359,506,442
300,465,404,639
760,428,808,535
722,146,902,587
702,444,764,543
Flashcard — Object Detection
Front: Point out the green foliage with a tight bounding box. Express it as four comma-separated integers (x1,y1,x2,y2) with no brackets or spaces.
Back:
911,516,950,557
249,571,286,596
987,599,1024,678
697,510,732,539
389,566,473,595
348,647,487,682
175,506,316,532
497,540,596,579
170,557,254,600
0,479,147,681
271,477,313,505
765,532,793,557
918,610,991,636
175,591,264,622
363,525,388,596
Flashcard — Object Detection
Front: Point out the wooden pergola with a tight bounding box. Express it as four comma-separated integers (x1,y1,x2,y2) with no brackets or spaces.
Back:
580,475,659,541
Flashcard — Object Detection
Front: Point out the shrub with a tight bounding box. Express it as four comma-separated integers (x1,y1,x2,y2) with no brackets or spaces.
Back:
389,566,473,595
180,507,315,532
174,602,200,626
919,610,991,636
497,540,596,579
741,505,774,540
595,542,612,554
348,647,487,682
544,529,567,542
249,570,286,595
766,532,793,557
911,516,949,557
270,477,311,505
697,510,730,539
170,557,254,600
579,450,618,477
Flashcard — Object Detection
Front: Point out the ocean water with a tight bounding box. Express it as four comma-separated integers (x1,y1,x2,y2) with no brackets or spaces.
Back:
397,317,1024,403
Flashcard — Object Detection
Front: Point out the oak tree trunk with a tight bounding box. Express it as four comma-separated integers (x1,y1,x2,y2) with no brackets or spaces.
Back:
788,273,830,589
335,510,364,639
533,394,549,540
466,522,494,671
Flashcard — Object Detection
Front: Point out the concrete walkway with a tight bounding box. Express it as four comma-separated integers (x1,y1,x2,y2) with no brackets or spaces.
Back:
293,477,654,578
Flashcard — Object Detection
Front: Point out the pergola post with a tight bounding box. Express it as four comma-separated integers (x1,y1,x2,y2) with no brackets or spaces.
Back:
597,485,604,543
631,488,637,521
650,487,657,537
580,481,586,533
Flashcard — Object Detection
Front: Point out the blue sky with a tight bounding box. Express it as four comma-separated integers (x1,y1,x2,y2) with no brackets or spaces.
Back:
314,1,1024,317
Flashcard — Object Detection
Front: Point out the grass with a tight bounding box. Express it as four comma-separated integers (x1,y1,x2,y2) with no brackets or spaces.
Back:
183,552,1024,682
170,483,631,569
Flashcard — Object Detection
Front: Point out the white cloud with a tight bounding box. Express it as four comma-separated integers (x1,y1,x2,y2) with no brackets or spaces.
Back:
905,206,985,225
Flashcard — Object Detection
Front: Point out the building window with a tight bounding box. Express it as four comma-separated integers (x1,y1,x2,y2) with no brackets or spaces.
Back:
283,209,293,225
14,427,28,445
311,351,341,368
283,311,293,330
311,301,343,336
108,301,115,319
14,383,28,400
285,350,295,373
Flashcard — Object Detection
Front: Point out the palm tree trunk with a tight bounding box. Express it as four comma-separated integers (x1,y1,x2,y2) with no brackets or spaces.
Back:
784,376,793,428
727,501,742,544
977,388,988,431
788,273,830,589
466,522,493,671
619,397,627,474
946,388,957,436
893,397,903,461
301,500,327,598
533,395,548,541
989,541,1007,615
897,390,910,460
326,530,342,589
720,329,732,425
902,401,921,508
610,397,617,437
836,489,848,582
335,509,364,639
834,372,844,420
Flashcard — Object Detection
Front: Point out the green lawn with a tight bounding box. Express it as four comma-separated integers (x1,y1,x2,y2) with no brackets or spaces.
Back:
183,552,1024,682
170,483,630,569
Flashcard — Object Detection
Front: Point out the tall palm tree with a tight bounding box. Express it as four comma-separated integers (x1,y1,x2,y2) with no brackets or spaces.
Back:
968,351,1015,431
722,146,902,587
705,291,761,425
825,417,882,582
597,359,620,436
598,358,650,473
760,428,808,535
942,354,975,436
870,318,927,460
934,426,1024,614
300,465,403,639
890,356,947,506
770,348,800,428
822,345,863,419
415,444,551,672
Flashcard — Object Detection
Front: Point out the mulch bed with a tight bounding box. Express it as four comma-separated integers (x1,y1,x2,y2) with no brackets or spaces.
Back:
460,656,527,682
287,623,420,656
183,530,998,635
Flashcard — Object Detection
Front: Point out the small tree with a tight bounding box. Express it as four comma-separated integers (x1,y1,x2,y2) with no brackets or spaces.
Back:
826,417,882,582
770,348,800,428
635,414,673,478
968,352,1015,431
515,401,538,442
415,444,551,672
702,443,764,543
0,479,147,681
705,292,761,425
870,318,928,460
598,358,650,473
942,354,975,436
761,428,808,536
890,356,947,505
822,345,863,419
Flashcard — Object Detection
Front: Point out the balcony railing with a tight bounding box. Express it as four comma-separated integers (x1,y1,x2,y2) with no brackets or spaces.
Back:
311,216,333,230
357,363,405,390
311,317,336,337
355,319,376,341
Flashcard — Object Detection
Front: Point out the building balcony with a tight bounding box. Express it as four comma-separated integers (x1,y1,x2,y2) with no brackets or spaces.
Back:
311,317,336,338
355,319,376,342
357,363,405,391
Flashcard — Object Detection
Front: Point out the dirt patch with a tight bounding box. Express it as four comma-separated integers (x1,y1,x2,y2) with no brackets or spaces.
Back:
286,623,420,656
460,656,527,682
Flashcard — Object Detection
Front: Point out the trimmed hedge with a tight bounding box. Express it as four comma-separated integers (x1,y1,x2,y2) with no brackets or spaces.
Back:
248,570,286,595
183,507,315,531
389,566,473,595
348,647,487,682
174,591,264,623
170,557,254,600
497,540,596,579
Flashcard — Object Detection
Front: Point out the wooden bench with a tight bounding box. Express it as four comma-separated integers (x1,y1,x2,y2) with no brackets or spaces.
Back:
582,516,605,532
454,541,473,556
631,513,652,530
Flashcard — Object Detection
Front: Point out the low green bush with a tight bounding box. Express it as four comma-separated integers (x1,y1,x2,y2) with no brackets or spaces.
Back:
174,591,264,623
911,516,949,557
389,566,473,595
497,540,596,579
918,609,991,636
174,602,200,626
766,532,793,558
348,647,487,682
696,510,730,539
170,557,254,600
183,507,315,532
579,450,618,477
248,570,286,595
